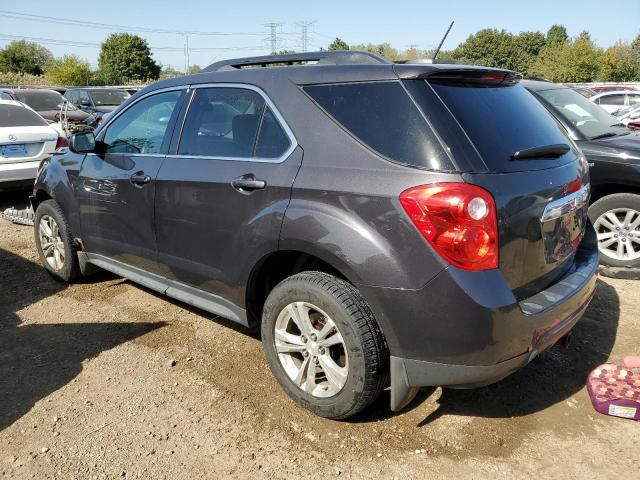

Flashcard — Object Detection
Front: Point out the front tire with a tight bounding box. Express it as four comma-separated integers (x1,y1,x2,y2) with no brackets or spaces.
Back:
589,193,640,268
261,271,388,419
34,199,81,282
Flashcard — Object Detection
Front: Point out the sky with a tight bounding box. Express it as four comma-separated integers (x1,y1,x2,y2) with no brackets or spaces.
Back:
1,0,639,72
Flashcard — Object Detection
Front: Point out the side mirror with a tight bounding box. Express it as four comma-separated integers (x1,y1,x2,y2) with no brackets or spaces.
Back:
69,131,96,154
80,100,91,107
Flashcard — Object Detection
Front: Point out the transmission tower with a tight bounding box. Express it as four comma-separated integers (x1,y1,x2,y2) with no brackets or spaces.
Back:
264,22,282,54
298,21,315,52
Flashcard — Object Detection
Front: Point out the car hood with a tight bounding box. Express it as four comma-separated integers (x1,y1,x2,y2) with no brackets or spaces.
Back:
37,109,91,121
579,131,640,165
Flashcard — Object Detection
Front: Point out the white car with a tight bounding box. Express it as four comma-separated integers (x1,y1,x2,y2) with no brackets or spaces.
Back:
590,90,640,114
0,99,63,187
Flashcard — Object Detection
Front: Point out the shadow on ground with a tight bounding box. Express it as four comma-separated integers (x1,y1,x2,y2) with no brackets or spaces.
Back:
0,246,164,431
0,188,31,211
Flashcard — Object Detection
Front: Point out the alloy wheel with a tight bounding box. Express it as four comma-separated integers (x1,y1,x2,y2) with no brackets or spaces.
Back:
38,215,66,271
274,301,348,398
594,207,640,262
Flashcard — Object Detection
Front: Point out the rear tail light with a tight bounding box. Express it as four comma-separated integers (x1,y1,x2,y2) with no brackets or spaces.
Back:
55,136,69,150
400,183,499,270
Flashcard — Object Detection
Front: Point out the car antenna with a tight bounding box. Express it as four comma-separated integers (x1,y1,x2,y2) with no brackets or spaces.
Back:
432,21,454,62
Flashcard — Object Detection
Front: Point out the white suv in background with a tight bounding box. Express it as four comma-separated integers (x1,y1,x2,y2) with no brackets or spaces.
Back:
591,90,640,114
0,99,64,188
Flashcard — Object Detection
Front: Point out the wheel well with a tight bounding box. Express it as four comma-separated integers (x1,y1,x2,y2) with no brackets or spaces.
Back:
246,250,348,325
590,184,640,204
32,189,52,211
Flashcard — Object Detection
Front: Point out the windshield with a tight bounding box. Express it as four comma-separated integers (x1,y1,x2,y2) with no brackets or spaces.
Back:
537,88,627,140
89,89,129,106
14,90,76,112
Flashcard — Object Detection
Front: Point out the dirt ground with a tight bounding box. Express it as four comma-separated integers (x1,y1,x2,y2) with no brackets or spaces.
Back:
0,190,638,480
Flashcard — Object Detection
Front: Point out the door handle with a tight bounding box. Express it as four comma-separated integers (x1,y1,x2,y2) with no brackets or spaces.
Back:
130,172,151,186
231,175,266,192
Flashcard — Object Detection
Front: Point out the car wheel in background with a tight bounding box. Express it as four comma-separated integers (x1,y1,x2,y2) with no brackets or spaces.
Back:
589,193,640,268
261,271,388,419
34,199,81,282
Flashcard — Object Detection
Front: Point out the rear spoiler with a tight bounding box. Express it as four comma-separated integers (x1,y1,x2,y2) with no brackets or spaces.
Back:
394,65,522,86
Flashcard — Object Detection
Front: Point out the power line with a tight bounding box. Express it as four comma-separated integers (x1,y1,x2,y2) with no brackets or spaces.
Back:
298,21,315,52
0,10,264,36
0,33,265,52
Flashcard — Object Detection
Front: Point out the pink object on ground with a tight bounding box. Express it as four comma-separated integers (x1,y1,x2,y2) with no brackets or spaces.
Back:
624,356,640,368
586,364,640,421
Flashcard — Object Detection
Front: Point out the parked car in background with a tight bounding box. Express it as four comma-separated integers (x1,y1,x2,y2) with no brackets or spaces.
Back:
64,88,130,120
0,89,97,128
591,90,640,114
591,85,639,93
573,86,597,98
31,51,598,419
616,102,640,130
525,80,640,269
0,99,66,189
0,91,12,100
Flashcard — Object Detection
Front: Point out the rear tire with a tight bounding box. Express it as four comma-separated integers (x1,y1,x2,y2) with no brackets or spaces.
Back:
261,271,388,419
589,193,640,268
34,199,81,282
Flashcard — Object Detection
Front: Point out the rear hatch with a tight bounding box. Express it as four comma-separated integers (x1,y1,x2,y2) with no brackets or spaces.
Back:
401,68,590,294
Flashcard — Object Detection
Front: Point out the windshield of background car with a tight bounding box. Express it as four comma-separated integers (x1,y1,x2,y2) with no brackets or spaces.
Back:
14,91,76,111
90,90,130,106
617,102,640,118
0,104,49,127
537,88,628,139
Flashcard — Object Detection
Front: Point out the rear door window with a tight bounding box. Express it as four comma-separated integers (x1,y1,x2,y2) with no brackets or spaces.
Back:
303,81,449,170
599,94,624,106
425,79,576,172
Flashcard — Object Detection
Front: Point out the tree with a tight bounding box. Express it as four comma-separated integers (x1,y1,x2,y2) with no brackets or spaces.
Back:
546,24,568,46
600,42,640,81
532,32,601,82
44,55,92,86
513,31,547,76
450,29,520,70
328,38,349,51
98,33,160,84
188,64,202,74
0,40,52,75
159,66,183,80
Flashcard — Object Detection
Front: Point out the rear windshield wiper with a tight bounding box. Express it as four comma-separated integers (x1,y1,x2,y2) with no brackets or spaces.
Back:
511,144,570,160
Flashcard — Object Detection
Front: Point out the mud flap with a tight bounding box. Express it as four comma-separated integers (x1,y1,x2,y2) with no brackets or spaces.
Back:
390,356,419,412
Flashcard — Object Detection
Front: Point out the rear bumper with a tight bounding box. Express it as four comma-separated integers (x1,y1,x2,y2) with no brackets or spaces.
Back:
358,227,599,411
0,160,40,183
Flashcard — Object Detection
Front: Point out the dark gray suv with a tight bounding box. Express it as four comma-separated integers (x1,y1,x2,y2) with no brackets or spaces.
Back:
31,51,598,419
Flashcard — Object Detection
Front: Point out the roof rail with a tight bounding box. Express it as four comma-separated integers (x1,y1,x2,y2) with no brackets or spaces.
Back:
203,50,390,72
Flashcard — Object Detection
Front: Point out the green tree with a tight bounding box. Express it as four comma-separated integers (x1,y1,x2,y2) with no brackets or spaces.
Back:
532,32,601,82
450,29,520,70
44,55,92,86
328,38,349,51
0,40,52,75
600,42,640,81
159,66,183,80
98,33,160,84
188,64,202,74
513,31,547,76
546,24,568,46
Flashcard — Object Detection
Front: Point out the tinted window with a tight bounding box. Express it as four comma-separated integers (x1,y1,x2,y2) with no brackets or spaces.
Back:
0,104,49,127
103,90,181,154
14,90,76,111
429,80,574,170
178,88,265,158
90,89,130,106
599,94,624,106
304,81,445,169
0,92,12,100
77,90,92,106
537,87,627,140
255,107,291,158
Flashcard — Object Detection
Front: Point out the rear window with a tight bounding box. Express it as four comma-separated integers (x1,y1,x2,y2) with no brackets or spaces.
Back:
427,79,575,171
0,105,49,127
303,81,449,170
